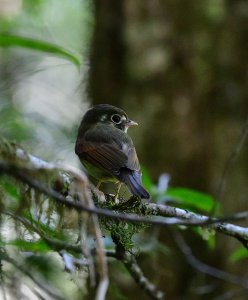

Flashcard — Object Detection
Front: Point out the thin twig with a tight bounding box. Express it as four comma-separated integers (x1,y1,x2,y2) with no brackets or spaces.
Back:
3,209,81,253
173,231,248,288
212,288,247,300
71,173,109,300
122,252,165,300
1,253,65,300
67,168,96,287
215,115,248,208
2,162,248,248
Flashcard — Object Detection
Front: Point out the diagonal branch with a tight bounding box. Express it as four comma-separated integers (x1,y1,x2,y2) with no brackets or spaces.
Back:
1,251,66,300
173,231,248,289
2,145,248,247
216,115,248,205
2,161,248,248
121,251,165,300
147,203,248,247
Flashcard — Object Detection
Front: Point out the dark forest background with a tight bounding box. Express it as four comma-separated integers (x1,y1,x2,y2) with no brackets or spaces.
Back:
1,0,248,299
89,2,248,298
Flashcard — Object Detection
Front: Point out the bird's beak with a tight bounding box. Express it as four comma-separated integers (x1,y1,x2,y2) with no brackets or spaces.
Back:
125,119,138,127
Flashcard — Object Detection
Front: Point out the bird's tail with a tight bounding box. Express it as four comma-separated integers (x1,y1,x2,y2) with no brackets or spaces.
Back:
118,169,150,199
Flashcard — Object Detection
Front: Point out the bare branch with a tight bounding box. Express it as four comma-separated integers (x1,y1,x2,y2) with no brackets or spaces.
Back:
2,146,248,253
121,252,165,300
212,289,247,300
70,171,109,300
173,231,248,289
215,115,248,207
2,161,248,248
1,252,66,300
0,162,194,226
147,203,248,246
111,231,165,300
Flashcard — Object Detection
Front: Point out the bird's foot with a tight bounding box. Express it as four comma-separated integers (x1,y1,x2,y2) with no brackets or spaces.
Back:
114,193,120,204
90,183,106,203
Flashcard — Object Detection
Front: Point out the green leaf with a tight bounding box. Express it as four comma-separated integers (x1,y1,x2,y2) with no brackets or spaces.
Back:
0,34,80,67
141,167,154,191
1,180,19,200
7,239,51,252
23,212,67,240
25,254,59,279
192,227,216,248
165,187,215,212
0,178,20,207
229,247,248,263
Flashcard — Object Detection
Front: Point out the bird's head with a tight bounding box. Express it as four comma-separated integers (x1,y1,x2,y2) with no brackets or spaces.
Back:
81,104,138,133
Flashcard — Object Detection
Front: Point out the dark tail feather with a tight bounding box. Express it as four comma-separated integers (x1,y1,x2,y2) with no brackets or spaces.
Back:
118,169,150,199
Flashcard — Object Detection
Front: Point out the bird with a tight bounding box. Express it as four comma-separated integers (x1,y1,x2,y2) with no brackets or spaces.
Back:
75,104,150,200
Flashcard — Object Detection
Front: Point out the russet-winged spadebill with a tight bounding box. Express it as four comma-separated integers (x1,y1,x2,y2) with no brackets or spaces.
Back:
75,104,149,199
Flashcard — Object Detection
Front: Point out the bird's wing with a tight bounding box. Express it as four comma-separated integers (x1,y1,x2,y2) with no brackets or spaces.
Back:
125,144,140,172
75,123,141,173
75,139,129,175
75,130,148,198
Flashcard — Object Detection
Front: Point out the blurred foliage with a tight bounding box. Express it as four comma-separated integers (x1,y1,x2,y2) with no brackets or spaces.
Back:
5,239,51,252
165,187,215,212
0,0,91,165
0,34,81,67
229,247,248,263
0,1,91,297
0,139,86,299
89,0,248,299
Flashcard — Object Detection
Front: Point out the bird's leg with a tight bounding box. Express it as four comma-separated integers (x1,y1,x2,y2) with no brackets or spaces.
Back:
96,180,103,190
114,183,122,203
94,180,106,203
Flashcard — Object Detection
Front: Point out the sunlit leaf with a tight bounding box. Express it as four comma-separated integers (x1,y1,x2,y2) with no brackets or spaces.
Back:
192,227,216,248
141,167,154,191
165,187,215,212
229,247,248,262
0,179,20,208
0,34,80,67
25,254,59,279
1,179,19,200
23,212,67,240
7,239,51,252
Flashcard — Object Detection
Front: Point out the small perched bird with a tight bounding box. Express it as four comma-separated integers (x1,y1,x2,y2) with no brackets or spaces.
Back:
75,104,150,199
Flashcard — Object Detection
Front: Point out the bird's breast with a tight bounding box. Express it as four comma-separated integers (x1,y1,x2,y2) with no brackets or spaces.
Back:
81,159,118,183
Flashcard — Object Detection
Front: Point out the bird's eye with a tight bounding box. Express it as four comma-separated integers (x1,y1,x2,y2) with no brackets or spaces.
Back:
111,114,122,124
